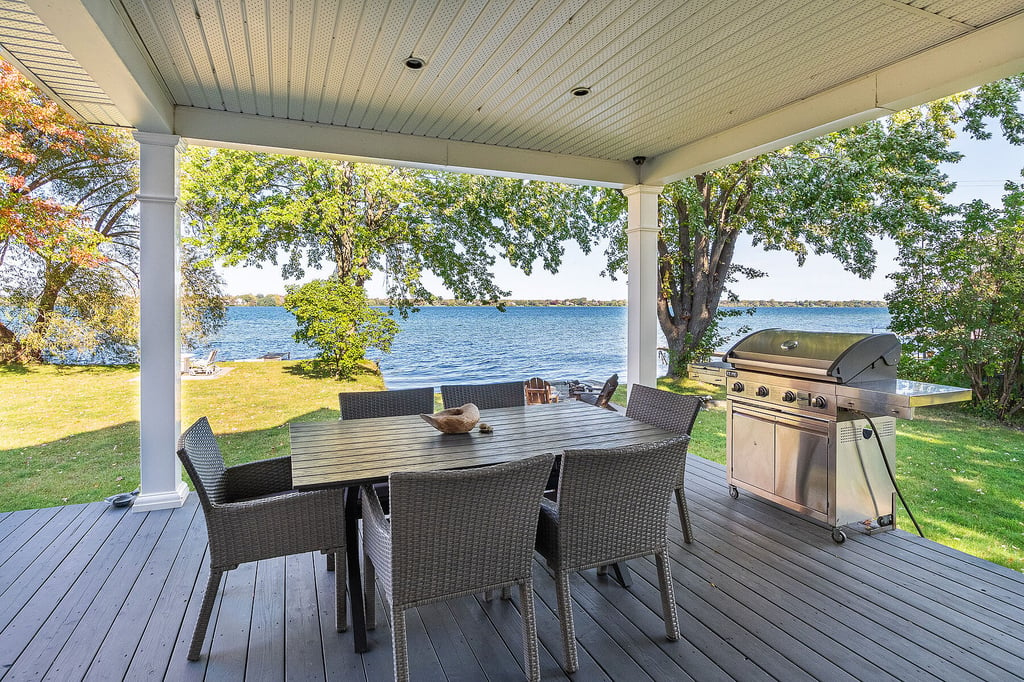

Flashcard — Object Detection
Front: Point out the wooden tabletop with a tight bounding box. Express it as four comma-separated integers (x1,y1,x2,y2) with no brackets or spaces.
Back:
289,400,680,489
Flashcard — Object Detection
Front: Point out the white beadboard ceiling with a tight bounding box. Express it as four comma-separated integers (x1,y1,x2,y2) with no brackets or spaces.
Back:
2,0,1024,185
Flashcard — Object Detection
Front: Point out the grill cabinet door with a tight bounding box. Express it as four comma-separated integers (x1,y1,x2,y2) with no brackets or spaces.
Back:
774,418,829,514
729,408,776,494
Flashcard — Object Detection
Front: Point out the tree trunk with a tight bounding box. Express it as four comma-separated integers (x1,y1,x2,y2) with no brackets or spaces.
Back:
0,322,24,363
24,263,76,363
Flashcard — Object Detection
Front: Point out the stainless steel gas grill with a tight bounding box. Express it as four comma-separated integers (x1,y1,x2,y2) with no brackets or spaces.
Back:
700,329,971,543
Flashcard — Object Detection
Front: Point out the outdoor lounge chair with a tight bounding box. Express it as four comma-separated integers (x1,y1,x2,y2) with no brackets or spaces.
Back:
536,438,687,673
188,349,218,375
440,381,526,410
524,377,559,404
176,417,347,661
577,373,618,410
625,384,703,544
361,453,554,682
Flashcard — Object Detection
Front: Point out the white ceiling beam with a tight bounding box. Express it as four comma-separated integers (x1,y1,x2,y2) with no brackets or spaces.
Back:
644,10,1024,185
175,107,638,188
25,0,173,133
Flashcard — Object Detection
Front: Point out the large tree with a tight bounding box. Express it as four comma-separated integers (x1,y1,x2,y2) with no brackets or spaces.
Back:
887,184,1024,420
887,74,1024,420
0,58,224,363
599,105,961,374
182,150,600,374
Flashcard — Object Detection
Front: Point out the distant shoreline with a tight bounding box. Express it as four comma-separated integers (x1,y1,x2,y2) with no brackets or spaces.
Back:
224,298,887,309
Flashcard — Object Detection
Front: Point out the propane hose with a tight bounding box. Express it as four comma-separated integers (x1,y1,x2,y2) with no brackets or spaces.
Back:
855,410,926,539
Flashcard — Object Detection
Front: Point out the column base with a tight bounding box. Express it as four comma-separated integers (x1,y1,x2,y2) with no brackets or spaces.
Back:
132,481,189,512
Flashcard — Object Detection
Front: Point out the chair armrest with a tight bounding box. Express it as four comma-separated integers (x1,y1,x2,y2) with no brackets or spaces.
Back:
360,484,393,593
204,486,346,569
225,456,293,501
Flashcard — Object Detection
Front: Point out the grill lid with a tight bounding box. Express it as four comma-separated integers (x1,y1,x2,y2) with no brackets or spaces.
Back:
724,328,900,383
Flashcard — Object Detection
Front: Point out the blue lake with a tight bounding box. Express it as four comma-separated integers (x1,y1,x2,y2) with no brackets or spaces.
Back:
199,306,891,390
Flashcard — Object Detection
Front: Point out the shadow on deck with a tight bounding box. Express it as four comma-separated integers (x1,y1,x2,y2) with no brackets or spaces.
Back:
2,455,1023,681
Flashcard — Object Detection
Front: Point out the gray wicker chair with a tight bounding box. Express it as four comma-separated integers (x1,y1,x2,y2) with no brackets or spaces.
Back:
625,384,703,544
338,386,435,419
361,453,555,682
176,417,347,661
536,438,688,673
440,381,526,410
336,387,438,566
578,373,618,410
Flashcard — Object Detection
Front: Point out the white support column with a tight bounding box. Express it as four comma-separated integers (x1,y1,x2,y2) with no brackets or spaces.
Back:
133,132,188,512
624,184,664,393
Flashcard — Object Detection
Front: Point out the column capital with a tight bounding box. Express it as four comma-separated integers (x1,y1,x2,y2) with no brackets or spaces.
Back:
133,131,186,151
622,184,664,198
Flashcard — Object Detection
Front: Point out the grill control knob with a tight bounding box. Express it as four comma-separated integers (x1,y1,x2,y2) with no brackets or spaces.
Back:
756,386,769,397
813,396,828,409
732,382,744,393
783,391,797,403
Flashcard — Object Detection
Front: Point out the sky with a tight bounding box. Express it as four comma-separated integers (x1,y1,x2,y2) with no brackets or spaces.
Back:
218,129,1022,302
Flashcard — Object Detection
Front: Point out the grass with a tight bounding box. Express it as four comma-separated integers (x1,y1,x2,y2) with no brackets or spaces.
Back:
0,361,384,511
2,363,1022,572
610,377,1024,573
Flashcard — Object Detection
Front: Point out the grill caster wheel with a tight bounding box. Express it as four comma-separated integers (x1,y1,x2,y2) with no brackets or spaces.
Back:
728,485,739,499
831,528,847,544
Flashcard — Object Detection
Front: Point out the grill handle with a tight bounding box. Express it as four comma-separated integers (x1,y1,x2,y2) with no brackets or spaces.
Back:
725,358,834,379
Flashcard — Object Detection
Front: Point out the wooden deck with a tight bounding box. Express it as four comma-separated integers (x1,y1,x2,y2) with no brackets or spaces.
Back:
2,454,1024,681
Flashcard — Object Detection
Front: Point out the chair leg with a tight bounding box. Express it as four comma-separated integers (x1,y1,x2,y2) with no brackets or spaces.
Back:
335,551,347,632
392,607,409,682
501,586,512,600
327,553,335,571
655,550,680,641
188,568,224,661
519,579,541,682
553,570,579,673
364,555,377,630
676,487,694,544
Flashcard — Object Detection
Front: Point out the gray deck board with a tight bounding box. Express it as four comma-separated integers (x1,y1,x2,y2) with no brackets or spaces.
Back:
2,454,1024,681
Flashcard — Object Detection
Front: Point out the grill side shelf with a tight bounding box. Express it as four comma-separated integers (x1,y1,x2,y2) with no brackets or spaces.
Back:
835,379,973,419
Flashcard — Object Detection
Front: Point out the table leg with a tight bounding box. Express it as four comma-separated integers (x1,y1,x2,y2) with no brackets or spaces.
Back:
345,485,368,652
611,561,633,588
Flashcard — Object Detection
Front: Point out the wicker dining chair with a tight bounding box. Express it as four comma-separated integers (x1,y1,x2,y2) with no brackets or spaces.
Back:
338,386,435,420
440,380,526,410
176,417,347,661
361,453,555,682
625,383,703,544
536,438,688,673
578,373,618,410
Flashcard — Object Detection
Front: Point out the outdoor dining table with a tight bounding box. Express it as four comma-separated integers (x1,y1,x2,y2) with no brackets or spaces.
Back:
288,398,681,653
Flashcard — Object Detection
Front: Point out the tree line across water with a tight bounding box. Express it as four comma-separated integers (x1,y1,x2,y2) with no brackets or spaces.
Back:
226,296,885,308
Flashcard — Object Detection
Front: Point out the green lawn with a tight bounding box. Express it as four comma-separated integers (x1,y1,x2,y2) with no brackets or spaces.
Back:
0,361,384,510
2,363,1022,573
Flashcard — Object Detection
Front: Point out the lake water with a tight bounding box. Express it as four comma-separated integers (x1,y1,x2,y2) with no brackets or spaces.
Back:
199,306,891,389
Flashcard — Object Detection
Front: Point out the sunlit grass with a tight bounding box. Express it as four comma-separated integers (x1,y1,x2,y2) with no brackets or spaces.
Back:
0,361,384,510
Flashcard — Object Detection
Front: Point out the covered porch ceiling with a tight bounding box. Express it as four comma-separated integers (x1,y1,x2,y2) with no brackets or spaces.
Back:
2,0,1023,188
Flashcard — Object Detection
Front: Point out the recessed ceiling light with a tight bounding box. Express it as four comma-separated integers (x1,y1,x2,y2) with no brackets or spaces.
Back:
404,56,426,70
570,87,591,97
